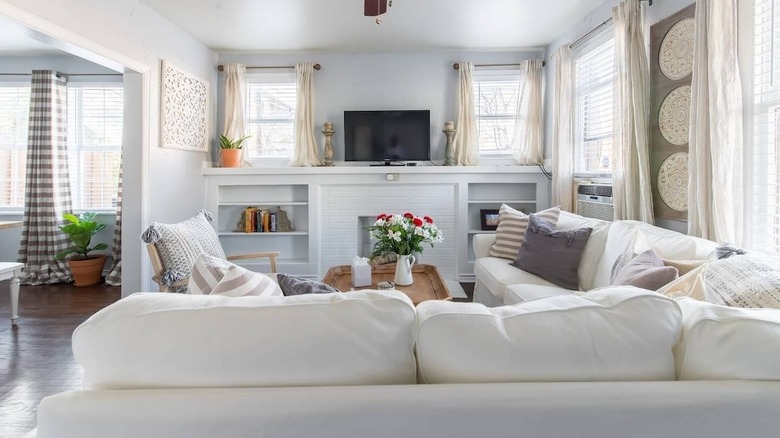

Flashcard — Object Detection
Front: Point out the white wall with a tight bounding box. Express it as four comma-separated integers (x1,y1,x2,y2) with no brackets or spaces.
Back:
542,0,695,233
217,50,543,163
0,0,219,294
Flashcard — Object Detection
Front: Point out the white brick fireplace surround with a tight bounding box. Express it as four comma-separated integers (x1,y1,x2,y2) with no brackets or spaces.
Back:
204,166,550,283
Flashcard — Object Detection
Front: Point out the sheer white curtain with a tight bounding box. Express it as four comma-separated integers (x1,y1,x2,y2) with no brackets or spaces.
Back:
222,63,247,165
291,62,322,167
513,59,544,164
453,61,479,166
612,0,654,223
688,0,743,244
552,47,574,211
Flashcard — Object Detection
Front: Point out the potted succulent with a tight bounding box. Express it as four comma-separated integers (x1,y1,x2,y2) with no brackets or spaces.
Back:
55,212,108,287
219,134,250,168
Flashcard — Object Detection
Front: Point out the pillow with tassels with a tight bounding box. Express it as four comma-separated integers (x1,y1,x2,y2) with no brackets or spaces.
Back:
141,209,225,293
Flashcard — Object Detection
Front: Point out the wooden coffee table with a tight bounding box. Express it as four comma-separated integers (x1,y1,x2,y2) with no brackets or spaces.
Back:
322,263,452,305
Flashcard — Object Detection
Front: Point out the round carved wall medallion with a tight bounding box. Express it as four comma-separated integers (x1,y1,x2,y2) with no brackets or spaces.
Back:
657,152,689,212
659,18,695,80
658,85,691,146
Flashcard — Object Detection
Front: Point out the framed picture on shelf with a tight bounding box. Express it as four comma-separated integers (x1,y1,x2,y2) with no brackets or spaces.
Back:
480,209,500,231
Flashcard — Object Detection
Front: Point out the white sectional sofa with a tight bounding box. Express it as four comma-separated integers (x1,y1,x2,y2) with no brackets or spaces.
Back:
473,211,719,307
36,288,780,438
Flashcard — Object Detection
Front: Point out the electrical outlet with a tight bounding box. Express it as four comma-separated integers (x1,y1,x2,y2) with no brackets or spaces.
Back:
386,173,399,181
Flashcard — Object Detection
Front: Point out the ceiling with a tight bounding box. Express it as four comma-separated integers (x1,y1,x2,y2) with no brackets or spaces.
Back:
139,0,605,53
0,15,62,55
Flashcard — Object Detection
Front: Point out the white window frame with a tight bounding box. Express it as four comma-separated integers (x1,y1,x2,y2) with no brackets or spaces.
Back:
244,71,297,165
472,68,522,160
0,83,30,213
746,0,780,254
572,25,616,179
66,82,123,212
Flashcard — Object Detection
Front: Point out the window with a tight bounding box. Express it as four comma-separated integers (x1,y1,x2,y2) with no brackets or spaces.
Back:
573,27,615,175
245,73,296,159
67,85,123,210
0,83,122,211
473,70,521,155
0,85,30,209
750,0,780,253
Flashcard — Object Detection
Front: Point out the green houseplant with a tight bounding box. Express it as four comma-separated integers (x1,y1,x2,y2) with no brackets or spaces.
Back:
55,212,108,287
219,134,250,168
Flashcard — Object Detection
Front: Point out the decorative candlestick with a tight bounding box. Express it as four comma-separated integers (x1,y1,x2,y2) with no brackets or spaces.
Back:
443,121,456,166
322,122,335,167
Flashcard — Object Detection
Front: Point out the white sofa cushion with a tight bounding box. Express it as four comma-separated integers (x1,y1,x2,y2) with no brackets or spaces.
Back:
631,221,717,260
504,284,574,305
416,287,682,384
474,256,560,301
675,298,780,380
556,211,611,290
73,291,417,389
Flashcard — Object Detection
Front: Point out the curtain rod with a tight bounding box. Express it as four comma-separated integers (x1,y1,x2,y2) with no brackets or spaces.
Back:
217,64,321,72
568,0,652,50
452,61,545,70
0,72,122,77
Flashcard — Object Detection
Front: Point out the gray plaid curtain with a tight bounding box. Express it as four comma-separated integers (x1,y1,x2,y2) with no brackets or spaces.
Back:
105,162,122,286
17,70,73,285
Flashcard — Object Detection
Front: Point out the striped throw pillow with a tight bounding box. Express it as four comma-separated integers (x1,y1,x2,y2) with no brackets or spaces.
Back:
189,254,282,297
488,205,561,260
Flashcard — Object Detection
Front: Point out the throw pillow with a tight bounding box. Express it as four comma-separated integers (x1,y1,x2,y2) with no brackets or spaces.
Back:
489,205,561,260
141,209,226,292
513,213,592,290
277,273,339,296
189,253,282,297
611,249,679,291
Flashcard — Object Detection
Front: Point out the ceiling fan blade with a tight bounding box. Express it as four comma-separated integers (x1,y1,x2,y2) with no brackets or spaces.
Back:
364,0,388,17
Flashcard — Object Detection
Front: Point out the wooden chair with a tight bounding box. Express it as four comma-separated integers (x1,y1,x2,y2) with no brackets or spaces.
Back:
146,243,279,292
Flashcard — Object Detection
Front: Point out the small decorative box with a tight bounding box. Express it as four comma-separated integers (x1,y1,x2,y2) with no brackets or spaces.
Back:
351,263,372,287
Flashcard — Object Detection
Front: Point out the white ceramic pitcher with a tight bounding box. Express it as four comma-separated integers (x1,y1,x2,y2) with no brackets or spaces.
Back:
394,254,416,286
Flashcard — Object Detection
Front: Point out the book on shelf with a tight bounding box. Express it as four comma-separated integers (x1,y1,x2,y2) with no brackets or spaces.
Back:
270,212,277,232
244,207,258,233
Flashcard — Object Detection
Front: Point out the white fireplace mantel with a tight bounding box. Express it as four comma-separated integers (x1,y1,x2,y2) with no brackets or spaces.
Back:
204,166,550,282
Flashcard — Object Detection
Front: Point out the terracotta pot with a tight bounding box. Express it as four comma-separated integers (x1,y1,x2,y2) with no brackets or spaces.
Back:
221,149,242,168
68,254,106,287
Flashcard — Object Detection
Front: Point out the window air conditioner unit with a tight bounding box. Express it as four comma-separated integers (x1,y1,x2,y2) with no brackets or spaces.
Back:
575,183,614,221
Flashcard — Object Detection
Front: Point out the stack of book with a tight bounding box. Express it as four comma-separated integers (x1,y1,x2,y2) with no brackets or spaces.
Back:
243,207,279,233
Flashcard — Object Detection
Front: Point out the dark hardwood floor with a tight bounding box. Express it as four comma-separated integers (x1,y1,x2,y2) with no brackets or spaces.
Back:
0,282,120,437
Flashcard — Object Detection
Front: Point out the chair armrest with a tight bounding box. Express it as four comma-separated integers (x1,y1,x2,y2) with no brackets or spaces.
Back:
473,234,496,259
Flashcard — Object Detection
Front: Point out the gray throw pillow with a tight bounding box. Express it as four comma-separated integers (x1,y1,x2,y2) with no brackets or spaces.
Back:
611,249,679,290
513,214,593,291
277,273,339,296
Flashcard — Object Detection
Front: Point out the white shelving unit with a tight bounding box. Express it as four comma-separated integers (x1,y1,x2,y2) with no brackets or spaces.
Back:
461,182,539,278
204,166,550,282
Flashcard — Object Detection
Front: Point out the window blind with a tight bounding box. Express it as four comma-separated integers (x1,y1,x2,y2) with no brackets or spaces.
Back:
473,70,521,155
573,27,615,175
750,0,780,253
246,73,297,159
67,85,123,211
0,86,30,209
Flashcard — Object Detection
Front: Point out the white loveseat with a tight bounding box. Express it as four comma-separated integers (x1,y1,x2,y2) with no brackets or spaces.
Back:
473,211,718,307
36,288,780,438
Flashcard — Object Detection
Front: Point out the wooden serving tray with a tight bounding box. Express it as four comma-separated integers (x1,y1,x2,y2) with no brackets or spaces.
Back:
322,263,452,305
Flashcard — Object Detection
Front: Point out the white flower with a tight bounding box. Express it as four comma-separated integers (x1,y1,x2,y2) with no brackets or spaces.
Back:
415,227,425,236
388,230,402,242
374,218,386,226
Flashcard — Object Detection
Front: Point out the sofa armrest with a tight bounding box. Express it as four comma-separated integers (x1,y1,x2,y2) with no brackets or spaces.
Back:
473,233,496,259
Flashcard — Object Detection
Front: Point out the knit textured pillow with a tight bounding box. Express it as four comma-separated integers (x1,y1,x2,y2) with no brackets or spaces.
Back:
141,210,226,292
489,205,561,260
189,254,282,297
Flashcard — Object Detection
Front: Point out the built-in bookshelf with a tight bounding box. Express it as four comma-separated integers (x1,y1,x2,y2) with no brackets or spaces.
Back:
204,166,550,282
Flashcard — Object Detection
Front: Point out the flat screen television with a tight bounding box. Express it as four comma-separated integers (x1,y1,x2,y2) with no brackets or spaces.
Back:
344,110,430,162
